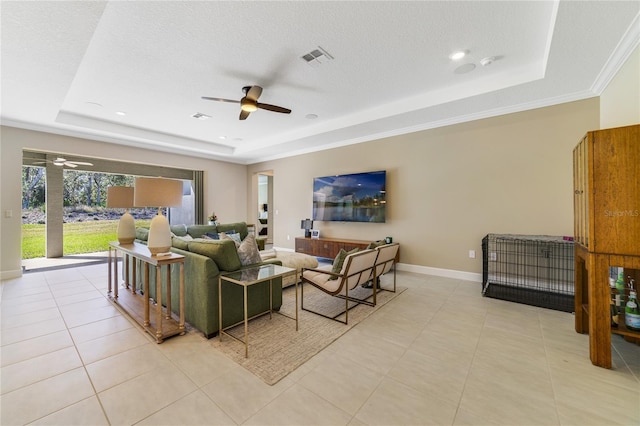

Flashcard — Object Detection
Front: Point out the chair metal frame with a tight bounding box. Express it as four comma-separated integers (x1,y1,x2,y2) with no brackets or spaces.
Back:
301,249,379,324
372,242,399,293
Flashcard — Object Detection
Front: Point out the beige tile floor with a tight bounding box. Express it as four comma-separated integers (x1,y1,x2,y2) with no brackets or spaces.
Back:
1,263,639,425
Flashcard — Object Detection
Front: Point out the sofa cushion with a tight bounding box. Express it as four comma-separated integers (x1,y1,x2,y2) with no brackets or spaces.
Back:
187,225,218,239
172,235,192,250
188,239,241,272
237,235,262,266
170,224,188,237
136,227,149,241
216,222,249,240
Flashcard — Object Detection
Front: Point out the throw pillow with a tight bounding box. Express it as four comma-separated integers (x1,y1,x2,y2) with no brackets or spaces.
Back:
204,232,220,240
220,232,241,246
366,240,386,249
330,247,360,280
237,235,262,266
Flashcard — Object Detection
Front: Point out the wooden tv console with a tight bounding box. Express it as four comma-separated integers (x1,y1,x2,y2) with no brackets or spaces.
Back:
295,236,373,259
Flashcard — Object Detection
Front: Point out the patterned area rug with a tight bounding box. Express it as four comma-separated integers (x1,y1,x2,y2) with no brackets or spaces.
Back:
210,281,405,385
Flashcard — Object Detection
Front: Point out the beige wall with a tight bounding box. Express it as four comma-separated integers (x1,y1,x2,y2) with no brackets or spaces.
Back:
0,98,607,279
600,45,640,129
248,98,600,278
0,126,248,279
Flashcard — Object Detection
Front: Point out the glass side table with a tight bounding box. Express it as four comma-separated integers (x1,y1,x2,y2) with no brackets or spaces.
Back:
218,264,298,357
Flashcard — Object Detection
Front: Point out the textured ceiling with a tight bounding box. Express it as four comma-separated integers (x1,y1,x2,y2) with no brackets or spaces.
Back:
2,1,639,164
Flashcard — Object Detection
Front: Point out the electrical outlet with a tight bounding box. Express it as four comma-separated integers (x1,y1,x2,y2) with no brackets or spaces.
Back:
468,250,476,259
287,234,290,241
4,210,12,218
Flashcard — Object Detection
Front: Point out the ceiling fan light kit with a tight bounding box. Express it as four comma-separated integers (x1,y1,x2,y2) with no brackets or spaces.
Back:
202,85,291,120
241,98,258,112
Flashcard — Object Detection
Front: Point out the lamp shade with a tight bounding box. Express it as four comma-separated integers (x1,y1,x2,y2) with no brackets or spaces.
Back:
107,186,134,208
133,177,183,208
134,177,183,255
107,186,135,244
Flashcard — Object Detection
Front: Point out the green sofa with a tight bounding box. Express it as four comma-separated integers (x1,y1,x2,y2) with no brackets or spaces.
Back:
131,221,282,338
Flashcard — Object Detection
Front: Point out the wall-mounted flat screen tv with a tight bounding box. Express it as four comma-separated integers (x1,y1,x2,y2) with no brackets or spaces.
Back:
312,170,386,223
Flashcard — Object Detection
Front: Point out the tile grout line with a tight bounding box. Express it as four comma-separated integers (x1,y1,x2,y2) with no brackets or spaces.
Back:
538,309,564,426
46,267,113,425
449,298,489,424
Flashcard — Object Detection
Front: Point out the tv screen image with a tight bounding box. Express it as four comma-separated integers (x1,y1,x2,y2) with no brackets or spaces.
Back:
312,170,386,223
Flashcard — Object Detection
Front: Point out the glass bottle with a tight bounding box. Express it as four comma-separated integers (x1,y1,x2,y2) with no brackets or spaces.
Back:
615,270,626,312
609,277,618,327
624,289,640,331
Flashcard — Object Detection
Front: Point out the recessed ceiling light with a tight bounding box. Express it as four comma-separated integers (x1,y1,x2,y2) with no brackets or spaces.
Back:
85,102,103,107
116,111,126,116
305,114,318,120
218,136,227,140
449,50,468,61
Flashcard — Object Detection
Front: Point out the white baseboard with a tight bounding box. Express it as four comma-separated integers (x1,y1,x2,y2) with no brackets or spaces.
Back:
272,246,294,253
273,246,483,283
395,263,482,283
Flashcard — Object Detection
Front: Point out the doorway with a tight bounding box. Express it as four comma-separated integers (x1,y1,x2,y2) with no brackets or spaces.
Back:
256,172,273,244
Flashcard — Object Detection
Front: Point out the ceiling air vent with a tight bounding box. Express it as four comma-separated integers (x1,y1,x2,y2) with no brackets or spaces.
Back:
191,112,211,120
301,46,334,67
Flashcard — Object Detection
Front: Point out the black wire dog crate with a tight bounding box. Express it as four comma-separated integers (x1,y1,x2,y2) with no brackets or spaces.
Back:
482,234,575,312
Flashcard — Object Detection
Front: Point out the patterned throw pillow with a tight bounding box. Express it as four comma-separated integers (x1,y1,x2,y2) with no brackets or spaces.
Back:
237,235,262,266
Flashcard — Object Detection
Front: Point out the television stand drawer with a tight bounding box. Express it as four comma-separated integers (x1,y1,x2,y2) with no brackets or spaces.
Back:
295,237,371,259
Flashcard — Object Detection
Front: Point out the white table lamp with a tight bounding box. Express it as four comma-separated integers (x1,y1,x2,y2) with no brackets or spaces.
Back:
134,177,183,255
107,186,135,244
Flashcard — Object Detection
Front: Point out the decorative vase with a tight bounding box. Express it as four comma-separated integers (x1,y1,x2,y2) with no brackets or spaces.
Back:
208,221,216,226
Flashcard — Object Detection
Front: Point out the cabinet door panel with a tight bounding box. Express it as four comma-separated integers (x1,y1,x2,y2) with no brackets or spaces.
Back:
592,126,640,255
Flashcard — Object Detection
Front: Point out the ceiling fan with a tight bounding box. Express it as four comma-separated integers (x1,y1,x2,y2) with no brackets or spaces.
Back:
202,85,291,120
32,157,94,168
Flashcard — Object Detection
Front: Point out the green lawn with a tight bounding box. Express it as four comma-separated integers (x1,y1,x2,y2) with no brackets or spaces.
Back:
22,219,152,259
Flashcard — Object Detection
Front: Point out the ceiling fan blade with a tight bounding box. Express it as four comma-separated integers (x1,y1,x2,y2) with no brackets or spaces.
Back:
245,85,263,101
70,161,94,166
64,162,78,168
239,110,250,120
201,96,240,104
257,103,291,114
